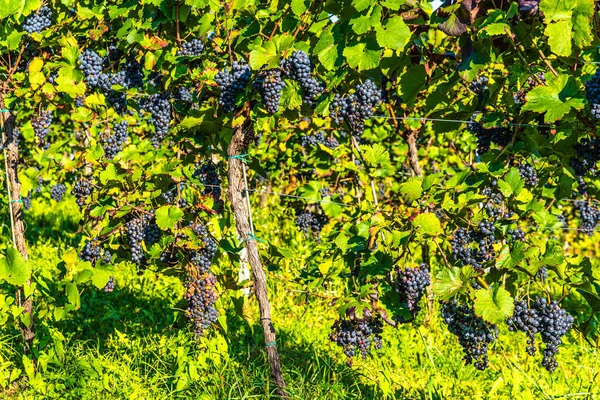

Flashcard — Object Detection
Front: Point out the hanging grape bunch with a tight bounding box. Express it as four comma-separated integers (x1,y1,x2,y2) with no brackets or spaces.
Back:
215,60,252,113
22,7,53,34
395,264,431,318
280,50,324,107
253,68,285,114
329,309,383,366
585,68,600,119
330,79,382,135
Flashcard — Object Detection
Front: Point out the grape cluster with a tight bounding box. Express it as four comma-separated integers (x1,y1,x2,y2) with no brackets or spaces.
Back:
185,223,219,336
280,51,324,107
175,87,193,103
518,163,538,186
23,7,53,34
194,161,222,203
330,80,382,135
585,68,600,119
79,240,112,267
101,121,129,159
140,94,172,147
75,96,85,107
507,298,574,372
253,68,285,114
124,213,161,264
32,110,53,147
329,311,383,366
50,183,67,202
160,182,188,207
23,193,32,211
300,131,339,149
468,121,511,155
215,61,252,113
508,227,526,241
178,39,205,56
395,264,430,317
103,276,115,293
441,300,498,370
184,274,219,336
573,200,600,236
72,179,93,207
570,138,600,181
78,50,104,86
295,210,328,235
124,57,144,89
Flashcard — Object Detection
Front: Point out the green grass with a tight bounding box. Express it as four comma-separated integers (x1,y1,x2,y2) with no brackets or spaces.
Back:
0,198,599,399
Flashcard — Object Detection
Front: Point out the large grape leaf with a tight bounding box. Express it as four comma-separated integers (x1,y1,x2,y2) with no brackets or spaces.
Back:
540,0,594,56
0,248,31,286
343,43,381,71
522,74,585,122
375,16,411,50
473,286,514,324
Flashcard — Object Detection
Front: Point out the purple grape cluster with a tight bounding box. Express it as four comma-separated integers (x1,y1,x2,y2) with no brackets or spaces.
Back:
32,110,53,148
79,240,112,267
441,300,498,371
194,161,222,203
573,200,600,236
79,50,104,86
329,310,383,366
508,227,526,241
175,87,193,103
507,298,574,372
585,68,600,119
468,121,511,155
72,179,93,207
23,7,53,34
125,213,162,264
330,80,381,135
50,183,67,202
518,163,538,187
101,121,129,159
140,94,172,147
253,68,285,114
395,264,430,317
160,182,188,208
215,61,252,113
513,73,545,106
295,210,328,235
103,276,115,292
178,39,205,56
189,223,218,274
280,50,324,107
300,131,339,149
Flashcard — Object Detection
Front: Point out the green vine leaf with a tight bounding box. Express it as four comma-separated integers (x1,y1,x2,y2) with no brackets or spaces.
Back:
375,16,411,50
540,0,594,56
0,248,31,286
522,74,585,122
343,42,381,71
156,205,184,230
412,213,442,237
473,286,514,324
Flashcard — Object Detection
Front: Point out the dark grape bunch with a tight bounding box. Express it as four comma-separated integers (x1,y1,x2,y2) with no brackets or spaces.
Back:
184,274,219,336
280,50,324,107
295,210,328,236
22,7,53,34
189,223,218,275
330,79,382,135
329,309,383,366
507,298,574,372
573,200,600,236
300,131,339,149
518,163,538,187
395,264,430,317
194,161,223,204
508,227,526,241
160,182,188,208
184,222,219,336
101,121,129,159
570,138,600,193
470,76,489,104
178,39,205,56
468,120,511,156
441,300,498,370
78,50,104,86
103,276,115,293
585,68,600,119
23,192,32,211
50,183,67,202
253,68,285,114
124,213,161,264
140,94,172,147
175,87,193,103
79,239,112,267
72,179,93,207
32,110,53,148
215,61,252,113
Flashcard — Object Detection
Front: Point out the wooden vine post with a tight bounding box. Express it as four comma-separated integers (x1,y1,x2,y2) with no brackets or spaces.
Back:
226,119,287,398
0,93,35,355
